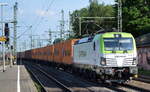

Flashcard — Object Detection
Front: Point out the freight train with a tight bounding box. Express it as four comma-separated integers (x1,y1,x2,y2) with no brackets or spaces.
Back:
18,32,138,83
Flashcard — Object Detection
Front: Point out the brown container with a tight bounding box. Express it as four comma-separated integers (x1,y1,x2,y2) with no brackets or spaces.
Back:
34,48,38,60
32,46,53,62
31,49,36,60
45,46,49,61
42,47,47,61
53,39,78,65
39,47,44,61
33,49,37,60
25,50,32,60
34,48,39,60
31,49,34,60
17,52,22,59
22,52,25,59
37,48,41,60
62,39,78,64
36,48,40,60
53,42,64,63
44,47,48,61
47,45,54,62
23,39,78,65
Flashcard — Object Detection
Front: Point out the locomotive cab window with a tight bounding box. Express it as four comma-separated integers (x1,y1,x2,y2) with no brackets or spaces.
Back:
104,38,133,51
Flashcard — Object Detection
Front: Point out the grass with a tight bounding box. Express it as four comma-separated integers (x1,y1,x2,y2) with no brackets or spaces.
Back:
25,66,43,92
138,69,150,76
34,82,42,92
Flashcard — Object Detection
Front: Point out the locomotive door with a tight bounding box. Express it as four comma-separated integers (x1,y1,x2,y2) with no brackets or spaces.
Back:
93,41,99,65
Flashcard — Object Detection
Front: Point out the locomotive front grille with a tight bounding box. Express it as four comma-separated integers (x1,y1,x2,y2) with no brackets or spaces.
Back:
105,58,133,67
106,58,117,66
123,58,133,66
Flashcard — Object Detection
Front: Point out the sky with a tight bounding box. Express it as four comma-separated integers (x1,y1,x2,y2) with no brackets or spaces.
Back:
0,0,115,51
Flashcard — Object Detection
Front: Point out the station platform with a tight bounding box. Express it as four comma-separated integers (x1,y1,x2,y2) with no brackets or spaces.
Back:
0,65,37,92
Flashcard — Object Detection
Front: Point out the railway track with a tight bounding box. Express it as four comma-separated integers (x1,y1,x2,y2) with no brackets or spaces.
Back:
25,63,72,92
36,64,107,92
25,62,106,92
36,63,139,92
84,75,150,92
45,65,150,92
25,65,47,92
81,76,150,92
120,82,150,92
24,61,150,92
134,75,150,83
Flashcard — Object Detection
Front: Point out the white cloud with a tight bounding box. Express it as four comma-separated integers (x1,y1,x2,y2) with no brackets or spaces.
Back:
35,9,55,17
18,8,24,16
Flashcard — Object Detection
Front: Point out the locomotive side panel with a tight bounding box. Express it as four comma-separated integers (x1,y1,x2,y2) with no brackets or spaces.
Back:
73,42,95,65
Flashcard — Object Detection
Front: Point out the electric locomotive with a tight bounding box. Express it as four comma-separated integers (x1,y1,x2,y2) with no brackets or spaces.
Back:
73,32,138,83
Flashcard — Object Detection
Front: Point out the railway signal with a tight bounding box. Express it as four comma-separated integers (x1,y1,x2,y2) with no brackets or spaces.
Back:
4,23,10,44
0,3,8,72
0,23,10,43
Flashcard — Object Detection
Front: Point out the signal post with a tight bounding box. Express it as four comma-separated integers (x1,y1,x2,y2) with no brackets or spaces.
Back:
0,23,10,71
0,3,8,72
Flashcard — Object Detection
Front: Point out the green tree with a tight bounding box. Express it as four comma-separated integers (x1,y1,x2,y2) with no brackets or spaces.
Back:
71,0,115,38
115,0,150,37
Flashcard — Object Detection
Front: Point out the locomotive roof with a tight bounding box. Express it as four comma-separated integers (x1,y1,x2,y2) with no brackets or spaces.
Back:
74,36,94,45
74,32,133,45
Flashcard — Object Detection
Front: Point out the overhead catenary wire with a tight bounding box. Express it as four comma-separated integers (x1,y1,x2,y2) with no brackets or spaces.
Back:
16,0,55,39
13,0,52,51
29,0,51,30
32,0,56,33
16,25,32,39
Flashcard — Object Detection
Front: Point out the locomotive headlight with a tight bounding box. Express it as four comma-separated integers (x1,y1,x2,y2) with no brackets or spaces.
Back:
101,57,106,65
132,57,137,65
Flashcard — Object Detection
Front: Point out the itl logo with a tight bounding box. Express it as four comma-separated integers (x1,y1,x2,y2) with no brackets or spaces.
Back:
115,56,126,58
79,51,86,57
